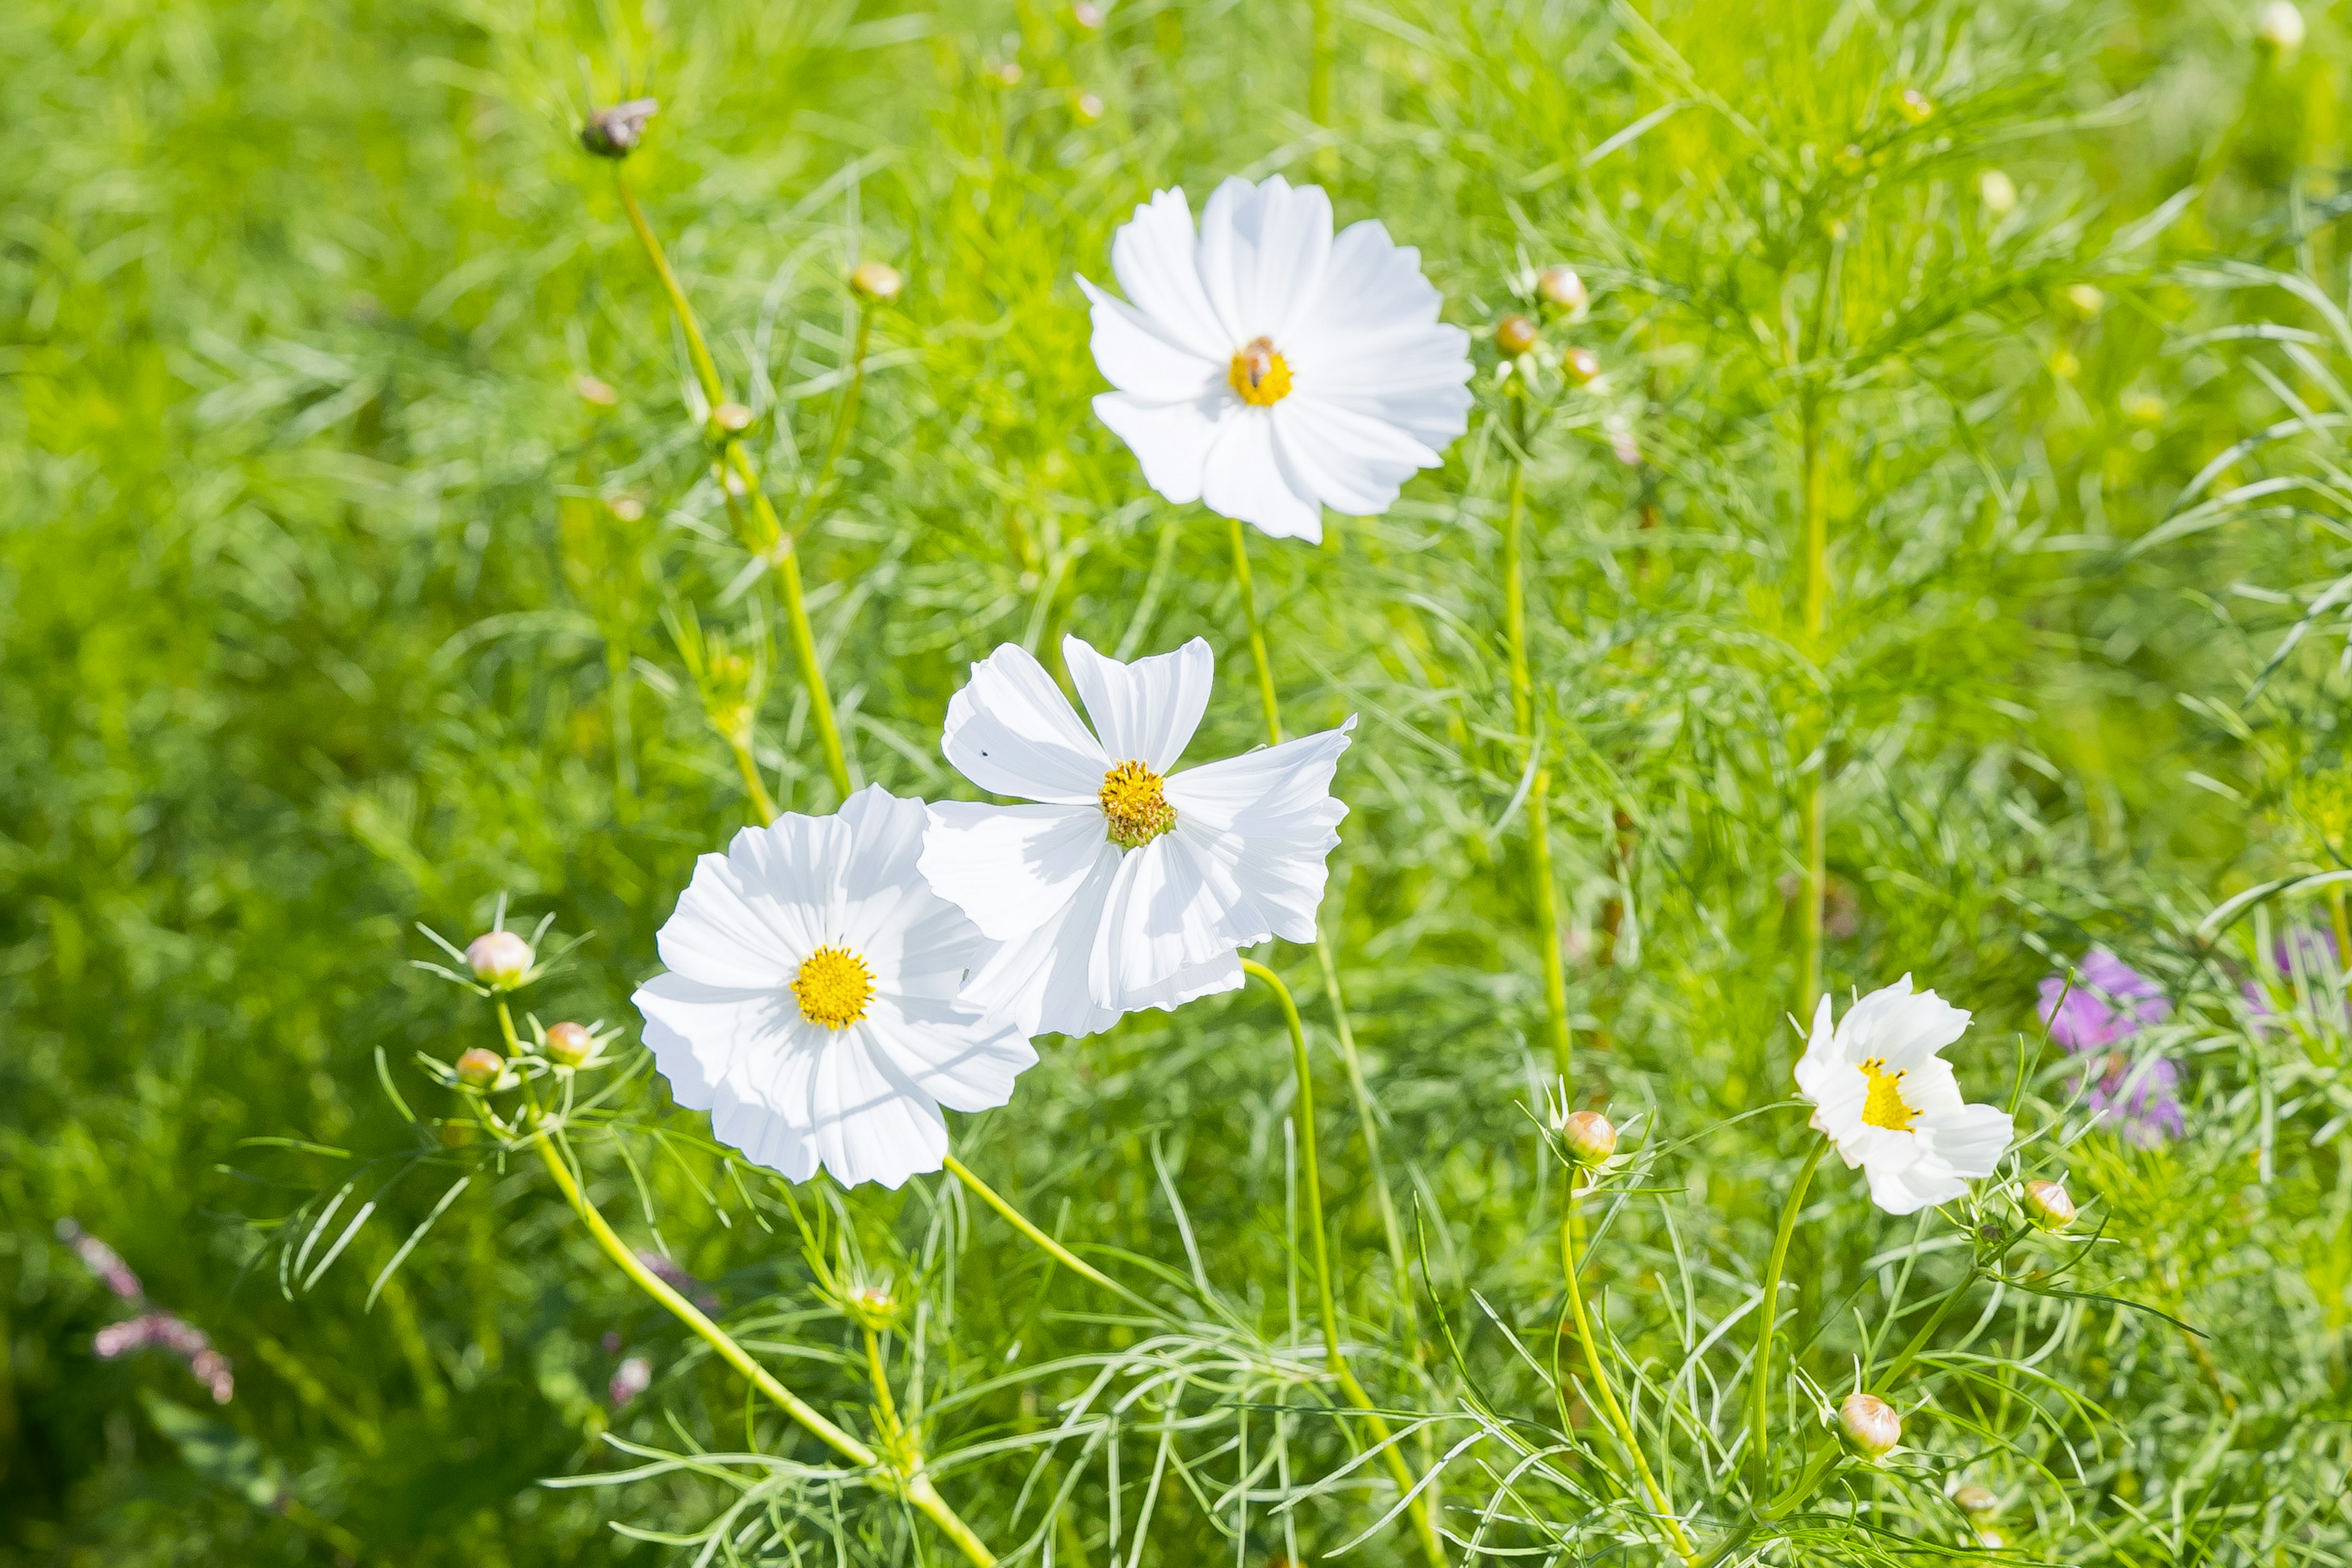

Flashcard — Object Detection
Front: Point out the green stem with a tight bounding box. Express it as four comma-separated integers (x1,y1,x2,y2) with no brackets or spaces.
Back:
1504,410,1572,1087
940,1153,1157,1314
1747,1137,1830,1494
1559,1191,1700,1563
790,305,873,538
729,736,778,826
529,1131,998,1564
1796,396,1828,1016
1308,0,1333,129
614,168,852,802
1245,960,1448,1568
1228,515,1283,749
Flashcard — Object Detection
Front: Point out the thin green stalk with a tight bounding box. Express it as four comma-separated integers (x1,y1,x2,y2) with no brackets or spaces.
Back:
2331,884,2351,979
940,1153,1157,1314
788,304,873,538
1244,959,1447,1568
1504,411,1572,1087
529,1129,997,1564
1747,1136,1830,1494
612,168,853,801
1308,0,1333,130
1796,396,1828,1015
730,738,778,826
1228,516,1283,750
1559,1188,1700,1563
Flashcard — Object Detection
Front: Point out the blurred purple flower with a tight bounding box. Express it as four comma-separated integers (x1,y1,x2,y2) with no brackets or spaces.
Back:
635,1250,719,1312
609,1355,652,1408
2038,948,2169,1051
2244,927,2342,1020
56,1219,143,1301
2081,1050,2187,1147
94,1311,234,1403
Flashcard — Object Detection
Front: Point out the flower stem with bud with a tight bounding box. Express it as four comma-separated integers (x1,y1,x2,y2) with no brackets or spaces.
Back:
1502,393,1573,1088
1748,1137,1830,1494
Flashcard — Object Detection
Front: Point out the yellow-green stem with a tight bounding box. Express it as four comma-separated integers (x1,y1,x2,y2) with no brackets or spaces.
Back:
940,1154,1156,1314
1245,960,1448,1568
1504,421,1572,1087
1229,516,1283,749
1747,1137,1830,1495
614,169,853,802
532,1130,994,1565
1796,399,1828,1015
1559,1190,1700,1562
2331,885,2351,980
730,737,778,826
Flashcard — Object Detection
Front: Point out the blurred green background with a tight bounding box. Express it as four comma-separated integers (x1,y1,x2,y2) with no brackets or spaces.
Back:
6,0,2352,1562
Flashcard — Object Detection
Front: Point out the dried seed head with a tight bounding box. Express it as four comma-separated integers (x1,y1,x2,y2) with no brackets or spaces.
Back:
465,930,534,990
1495,315,1539,357
545,1021,597,1067
1564,1110,1619,1167
1536,266,1588,313
2022,1178,2076,1231
1562,347,1601,385
455,1047,505,1088
581,98,658,159
850,260,904,304
1838,1392,1902,1459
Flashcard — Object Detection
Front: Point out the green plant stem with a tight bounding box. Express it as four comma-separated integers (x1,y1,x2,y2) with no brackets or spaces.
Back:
1229,516,1283,750
730,737,778,826
940,1153,1156,1314
1244,959,1447,1568
790,304,872,537
1308,0,1333,129
1747,1136,1830,1494
1504,415,1573,1088
1796,396,1828,1016
531,1129,995,1566
612,168,853,802
2331,884,2351,979
1559,1186,1700,1563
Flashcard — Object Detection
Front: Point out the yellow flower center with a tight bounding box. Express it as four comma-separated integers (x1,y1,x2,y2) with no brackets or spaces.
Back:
792,944,875,1030
1858,1057,1919,1132
1099,760,1176,849
1228,336,1292,405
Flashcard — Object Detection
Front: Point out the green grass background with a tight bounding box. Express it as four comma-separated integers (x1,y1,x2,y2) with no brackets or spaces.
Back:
6,0,2352,1562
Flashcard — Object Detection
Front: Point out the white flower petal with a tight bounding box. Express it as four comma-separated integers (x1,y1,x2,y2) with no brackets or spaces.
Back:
1864,1157,1966,1216
1166,719,1355,831
653,821,837,988
866,993,1039,1114
1064,635,1213,772
1090,834,1237,1003
957,858,1130,1038
1272,398,1433,515
1196,175,1333,343
1094,391,1227,506
941,642,1109,803
921,801,1117,943
1199,410,1324,542
1079,276,1224,399
1920,1102,2013,1180
1107,187,1232,358
1795,975,2006,1216
806,1031,948,1190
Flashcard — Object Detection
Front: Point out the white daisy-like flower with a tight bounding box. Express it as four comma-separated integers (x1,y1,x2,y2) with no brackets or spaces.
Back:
633,786,1038,1190
1795,974,2015,1216
1079,174,1474,543
918,635,1354,1038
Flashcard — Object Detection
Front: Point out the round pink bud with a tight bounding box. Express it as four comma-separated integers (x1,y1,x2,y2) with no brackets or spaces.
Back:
575,374,619,407
465,930,533,990
850,260,903,304
712,402,754,434
1563,347,1601,385
1536,266,1587,313
2022,1178,2076,1231
545,1021,596,1067
1838,1392,1901,1459
1954,1483,1999,1518
1564,1110,1619,1167
455,1047,505,1088
1494,314,1539,358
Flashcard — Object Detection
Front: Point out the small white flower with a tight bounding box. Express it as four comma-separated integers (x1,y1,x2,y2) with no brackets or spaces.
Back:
633,786,1038,1190
1795,974,2013,1215
1079,175,1473,543
919,636,1353,1038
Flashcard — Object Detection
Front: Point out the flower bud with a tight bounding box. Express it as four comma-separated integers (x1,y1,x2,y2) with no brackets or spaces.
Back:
1897,88,1934,125
1564,1110,1619,1167
455,1047,505,1088
843,1282,900,1332
2258,1,2305,51
575,374,619,407
609,1354,652,1408
465,930,533,990
850,260,903,304
1562,347,1601,385
581,98,658,159
1536,266,1587,313
545,1021,596,1067
1076,91,1106,122
2022,1178,2076,1231
1954,1483,1999,1518
712,402,754,434
1072,0,1104,25
1838,1392,1901,1460
1494,315,1539,358
1978,170,2018,216
2065,283,2105,317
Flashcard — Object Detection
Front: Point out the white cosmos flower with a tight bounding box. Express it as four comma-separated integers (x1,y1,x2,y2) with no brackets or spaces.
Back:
1080,175,1474,544
1795,975,2015,1216
633,785,1038,1190
918,635,1353,1039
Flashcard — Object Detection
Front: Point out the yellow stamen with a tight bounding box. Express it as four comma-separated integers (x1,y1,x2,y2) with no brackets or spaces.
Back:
792,945,875,1030
1858,1057,1919,1132
1099,760,1175,848
1227,336,1292,405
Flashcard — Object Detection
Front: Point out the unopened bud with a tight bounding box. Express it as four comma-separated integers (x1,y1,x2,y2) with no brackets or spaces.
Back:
455,1047,505,1088
1838,1392,1902,1459
1536,266,1587,313
575,374,619,407
1979,170,2018,216
1897,88,1934,125
2258,1,2305,51
843,1283,900,1332
850,260,903,304
465,930,533,990
712,402,754,434
1495,315,1539,357
1954,1483,1999,1518
2022,1178,2075,1231
608,494,646,522
1072,0,1104,24
1076,91,1105,121
1564,1110,1619,1167
1562,347,1601,385
545,1021,596,1067
990,61,1023,86
2065,283,2105,317
581,98,658,159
